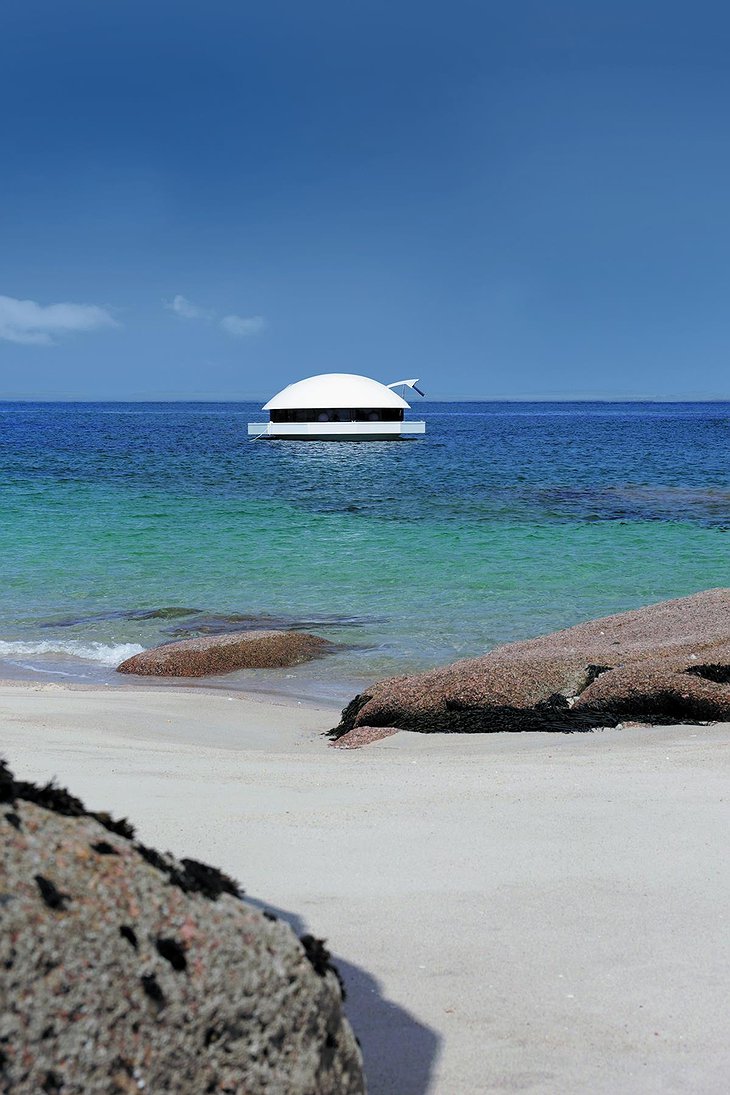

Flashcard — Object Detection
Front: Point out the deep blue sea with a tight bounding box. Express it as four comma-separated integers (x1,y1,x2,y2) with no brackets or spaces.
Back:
1,401,728,700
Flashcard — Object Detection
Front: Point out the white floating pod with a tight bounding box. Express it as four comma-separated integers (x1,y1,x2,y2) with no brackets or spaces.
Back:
248,373,426,441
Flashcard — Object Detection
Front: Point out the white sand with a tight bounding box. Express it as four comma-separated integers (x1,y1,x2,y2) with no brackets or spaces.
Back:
1,680,728,1094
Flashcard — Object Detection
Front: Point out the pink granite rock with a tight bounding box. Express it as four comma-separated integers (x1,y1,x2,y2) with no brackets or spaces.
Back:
332,589,730,736
117,629,333,677
0,759,364,1093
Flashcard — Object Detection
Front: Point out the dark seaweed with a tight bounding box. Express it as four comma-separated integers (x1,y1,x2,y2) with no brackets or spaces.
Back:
119,925,138,950
92,813,136,840
156,937,188,972
91,841,118,855
1,757,241,905
686,663,730,684
329,692,613,738
1,759,136,840
136,843,171,874
0,760,14,805
135,843,241,901
35,876,69,911
583,664,613,686
300,934,346,1000
179,858,240,900
140,973,166,1008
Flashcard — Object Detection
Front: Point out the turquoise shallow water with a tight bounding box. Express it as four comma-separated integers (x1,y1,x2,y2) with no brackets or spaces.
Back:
1,401,728,700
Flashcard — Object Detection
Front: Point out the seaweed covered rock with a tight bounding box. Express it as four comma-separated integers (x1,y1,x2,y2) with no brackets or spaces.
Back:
0,760,364,1094
332,588,730,736
117,629,333,677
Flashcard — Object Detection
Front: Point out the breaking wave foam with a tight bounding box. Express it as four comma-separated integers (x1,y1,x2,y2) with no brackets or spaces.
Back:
0,640,145,667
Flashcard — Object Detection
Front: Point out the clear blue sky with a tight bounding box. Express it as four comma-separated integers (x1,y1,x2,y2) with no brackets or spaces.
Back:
2,0,729,400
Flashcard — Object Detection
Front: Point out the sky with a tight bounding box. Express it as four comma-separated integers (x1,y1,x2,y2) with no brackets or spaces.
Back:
1,0,730,400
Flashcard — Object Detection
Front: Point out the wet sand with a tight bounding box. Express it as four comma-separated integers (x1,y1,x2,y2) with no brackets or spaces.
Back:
1,681,728,1093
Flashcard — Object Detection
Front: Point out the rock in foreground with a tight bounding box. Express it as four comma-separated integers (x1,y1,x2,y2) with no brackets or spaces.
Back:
0,760,364,1094
332,589,730,737
117,629,333,677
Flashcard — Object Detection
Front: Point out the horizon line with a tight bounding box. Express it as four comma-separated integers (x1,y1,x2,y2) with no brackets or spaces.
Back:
1,395,729,405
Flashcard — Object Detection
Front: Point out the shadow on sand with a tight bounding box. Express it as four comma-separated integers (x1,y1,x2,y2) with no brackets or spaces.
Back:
245,896,441,1095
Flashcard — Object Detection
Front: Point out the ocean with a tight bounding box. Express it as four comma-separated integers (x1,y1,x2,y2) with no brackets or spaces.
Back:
1,400,728,701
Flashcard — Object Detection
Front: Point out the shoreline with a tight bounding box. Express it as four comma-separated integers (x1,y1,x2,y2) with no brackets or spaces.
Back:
0,672,346,708
0,657,363,708
2,680,729,1092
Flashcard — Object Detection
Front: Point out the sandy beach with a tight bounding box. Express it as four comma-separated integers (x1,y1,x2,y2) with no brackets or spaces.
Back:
1,680,728,1094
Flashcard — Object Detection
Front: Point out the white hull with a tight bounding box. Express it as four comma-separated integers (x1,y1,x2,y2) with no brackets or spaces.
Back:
248,421,425,441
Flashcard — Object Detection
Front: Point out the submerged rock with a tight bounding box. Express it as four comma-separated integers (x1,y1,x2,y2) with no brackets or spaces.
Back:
331,588,730,736
164,612,379,638
117,629,333,677
0,759,364,1094
39,607,202,628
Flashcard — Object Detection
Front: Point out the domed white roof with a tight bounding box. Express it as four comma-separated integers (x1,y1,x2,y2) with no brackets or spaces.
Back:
263,373,411,411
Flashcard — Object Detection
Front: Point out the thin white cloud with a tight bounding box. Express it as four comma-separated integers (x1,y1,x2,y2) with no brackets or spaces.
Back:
166,293,268,335
166,294,210,320
0,294,118,346
220,314,266,338
166,294,266,338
